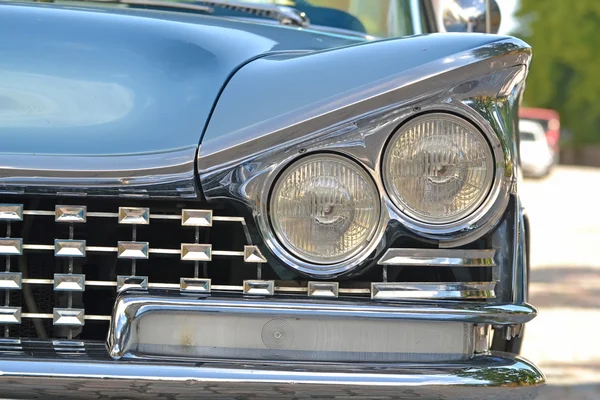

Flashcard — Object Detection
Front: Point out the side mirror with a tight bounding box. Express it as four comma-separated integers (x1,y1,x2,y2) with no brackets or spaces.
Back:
428,0,501,34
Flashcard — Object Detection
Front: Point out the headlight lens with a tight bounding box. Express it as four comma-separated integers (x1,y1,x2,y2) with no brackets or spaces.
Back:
383,113,494,224
270,154,380,264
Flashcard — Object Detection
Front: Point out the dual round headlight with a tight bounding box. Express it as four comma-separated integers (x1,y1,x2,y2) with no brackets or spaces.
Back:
268,113,495,268
270,154,380,265
383,113,494,225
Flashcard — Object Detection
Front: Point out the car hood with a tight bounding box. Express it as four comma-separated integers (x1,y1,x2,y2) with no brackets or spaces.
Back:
0,2,363,157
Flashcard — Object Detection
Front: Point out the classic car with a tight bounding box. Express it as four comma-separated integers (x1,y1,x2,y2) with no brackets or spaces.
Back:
0,0,544,398
519,119,554,178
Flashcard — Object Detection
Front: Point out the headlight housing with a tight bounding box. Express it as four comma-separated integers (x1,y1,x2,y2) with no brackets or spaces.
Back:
383,113,494,225
269,154,380,265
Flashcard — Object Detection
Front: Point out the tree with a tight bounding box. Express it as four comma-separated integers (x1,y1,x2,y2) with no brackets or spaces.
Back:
515,0,600,145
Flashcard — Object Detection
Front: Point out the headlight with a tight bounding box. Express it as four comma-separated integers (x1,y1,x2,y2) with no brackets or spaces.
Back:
383,113,494,225
270,154,380,265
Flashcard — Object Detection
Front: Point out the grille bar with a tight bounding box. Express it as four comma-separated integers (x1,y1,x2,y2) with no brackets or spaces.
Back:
0,201,497,341
22,244,248,257
379,249,496,267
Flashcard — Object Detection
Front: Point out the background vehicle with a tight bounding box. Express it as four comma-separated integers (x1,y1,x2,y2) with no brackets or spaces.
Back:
520,107,561,163
520,119,554,178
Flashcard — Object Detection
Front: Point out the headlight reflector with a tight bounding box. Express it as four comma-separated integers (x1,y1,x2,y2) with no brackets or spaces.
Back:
383,113,494,224
270,154,379,265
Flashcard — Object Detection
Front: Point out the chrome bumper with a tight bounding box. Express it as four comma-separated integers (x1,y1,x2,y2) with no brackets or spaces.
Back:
0,341,544,399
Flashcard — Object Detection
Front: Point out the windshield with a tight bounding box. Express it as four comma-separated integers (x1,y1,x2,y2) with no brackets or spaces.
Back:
242,0,415,37
520,131,536,142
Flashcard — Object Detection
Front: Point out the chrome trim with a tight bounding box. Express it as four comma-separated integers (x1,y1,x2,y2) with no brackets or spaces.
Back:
86,212,119,218
180,278,211,293
109,301,475,362
22,244,54,251
116,276,148,292
181,209,212,227
474,325,492,354
118,207,150,225
212,250,244,257
0,341,544,399
22,278,54,285
111,293,543,361
180,244,212,261
0,238,23,255
107,295,537,350
243,280,275,295
0,147,198,198
307,281,339,298
409,0,425,34
371,282,496,300
0,204,23,221
243,245,267,263
381,113,501,233
52,308,85,326
22,210,55,216
198,36,531,276
54,239,86,258
0,307,21,324
53,274,85,292
212,216,245,222
266,153,382,275
0,272,22,290
117,241,149,259
379,249,496,267
55,205,87,223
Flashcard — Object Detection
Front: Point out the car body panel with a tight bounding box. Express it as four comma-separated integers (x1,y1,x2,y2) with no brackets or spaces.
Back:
0,3,362,157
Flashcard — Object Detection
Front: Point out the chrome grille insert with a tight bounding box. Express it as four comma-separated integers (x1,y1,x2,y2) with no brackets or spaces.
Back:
53,308,85,326
0,200,498,340
118,207,149,225
0,204,23,221
181,209,212,226
0,238,22,255
180,244,212,261
54,239,86,257
0,307,21,324
55,205,87,223
243,280,275,295
0,272,22,290
371,282,497,300
244,245,267,263
308,282,339,298
117,276,149,292
379,249,496,267
117,241,149,259
53,274,85,292
180,278,211,293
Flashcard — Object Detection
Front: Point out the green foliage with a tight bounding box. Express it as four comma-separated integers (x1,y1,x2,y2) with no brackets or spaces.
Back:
515,0,600,145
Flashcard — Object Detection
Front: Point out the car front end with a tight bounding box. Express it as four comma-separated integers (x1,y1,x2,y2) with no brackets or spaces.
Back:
0,1,543,398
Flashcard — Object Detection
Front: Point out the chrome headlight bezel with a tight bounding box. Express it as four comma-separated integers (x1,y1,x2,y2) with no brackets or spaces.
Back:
268,153,381,266
379,108,510,240
258,152,387,277
381,112,497,229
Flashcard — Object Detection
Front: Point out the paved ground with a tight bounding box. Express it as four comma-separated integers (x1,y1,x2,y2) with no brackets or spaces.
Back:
520,166,600,399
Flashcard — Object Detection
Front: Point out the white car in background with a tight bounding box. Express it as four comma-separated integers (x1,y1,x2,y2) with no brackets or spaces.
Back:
520,119,554,178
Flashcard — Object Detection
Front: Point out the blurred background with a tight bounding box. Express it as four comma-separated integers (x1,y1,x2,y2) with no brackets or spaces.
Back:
499,1,600,399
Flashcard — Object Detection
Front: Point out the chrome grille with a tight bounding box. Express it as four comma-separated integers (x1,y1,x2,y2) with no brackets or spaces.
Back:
0,199,498,340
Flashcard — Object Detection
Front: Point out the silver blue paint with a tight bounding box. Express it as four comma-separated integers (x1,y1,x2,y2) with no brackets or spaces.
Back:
0,3,362,157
